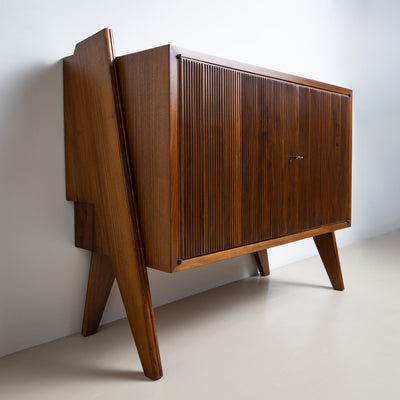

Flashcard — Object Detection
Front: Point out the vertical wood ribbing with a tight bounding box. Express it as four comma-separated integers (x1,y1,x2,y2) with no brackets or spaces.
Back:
181,60,245,258
341,95,351,222
282,81,300,235
268,79,290,237
180,59,351,260
299,87,313,230
307,88,350,228
241,73,269,243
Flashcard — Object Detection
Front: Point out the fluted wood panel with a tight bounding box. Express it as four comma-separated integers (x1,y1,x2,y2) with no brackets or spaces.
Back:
241,73,270,244
299,87,351,230
266,78,299,237
181,59,244,258
180,58,351,260
181,60,276,259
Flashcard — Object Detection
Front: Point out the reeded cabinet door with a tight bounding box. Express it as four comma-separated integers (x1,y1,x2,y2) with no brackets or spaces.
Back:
180,59,272,259
261,81,351,236
180,58,351,260
305,87,351,228
181,59,243,258
261,77,299,237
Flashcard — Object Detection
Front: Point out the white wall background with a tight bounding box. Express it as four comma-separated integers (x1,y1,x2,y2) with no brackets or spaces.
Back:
1,0,399,357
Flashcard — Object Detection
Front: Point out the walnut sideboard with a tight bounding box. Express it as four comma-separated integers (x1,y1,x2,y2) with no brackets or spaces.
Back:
64,28,352,380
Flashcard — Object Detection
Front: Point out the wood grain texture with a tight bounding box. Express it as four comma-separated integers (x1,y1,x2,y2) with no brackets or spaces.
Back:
82,252,115,336
64,29,162,379
180,59,351,261
180,60,244,258
116,46,172,272
172,45,352,96
115,47,351,272
65,33,352,379
313,232,344,290
169,46,180,269
267,78,298,237
343,94,352,222
254,250,270,276
74,202,95,251
175,221,349,272
241,73,270,244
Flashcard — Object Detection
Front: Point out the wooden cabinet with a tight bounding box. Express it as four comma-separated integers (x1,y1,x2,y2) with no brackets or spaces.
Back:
117,46,352,268
64,29,352,380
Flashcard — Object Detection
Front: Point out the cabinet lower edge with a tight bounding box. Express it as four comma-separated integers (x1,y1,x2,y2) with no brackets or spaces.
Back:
173,221,350,273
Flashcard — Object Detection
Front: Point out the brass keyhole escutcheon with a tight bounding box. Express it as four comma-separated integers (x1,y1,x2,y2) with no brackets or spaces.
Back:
289,155,304,163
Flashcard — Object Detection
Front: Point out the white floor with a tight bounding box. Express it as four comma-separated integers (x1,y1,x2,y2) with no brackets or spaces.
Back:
1,230,399,400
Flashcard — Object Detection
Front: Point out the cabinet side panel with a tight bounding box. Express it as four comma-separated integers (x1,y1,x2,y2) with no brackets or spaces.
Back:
116,47,171,272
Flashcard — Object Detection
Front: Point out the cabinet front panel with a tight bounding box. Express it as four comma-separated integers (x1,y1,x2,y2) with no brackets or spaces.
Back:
180,59,254,259
312,88,351,226
264,78,300,237
180,59,351,259
285,87,351,234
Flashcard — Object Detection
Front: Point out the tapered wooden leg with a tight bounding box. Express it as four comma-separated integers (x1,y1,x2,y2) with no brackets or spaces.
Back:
82,250,162,379
254,249,270,276
82,252,115,336
313,232,344,290
111,250,163,380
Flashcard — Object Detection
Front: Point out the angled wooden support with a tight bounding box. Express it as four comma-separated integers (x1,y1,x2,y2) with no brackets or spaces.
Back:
253,250,270,276
313,232,344,290
74,203,116,336
64,29,162,380
82,252,115,336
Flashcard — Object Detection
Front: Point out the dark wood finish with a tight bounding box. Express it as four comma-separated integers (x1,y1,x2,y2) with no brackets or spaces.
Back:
267,78,298,237
65,30,352,379
64,29,162,380
175,221,348,271
180,59,245,257
116,46,173,272
169,45,180,269
117,47,352,272
82,252,115,336
254,250,270,276
171,46,352,96
178,61,351,260
74,202,95,251
313,232,344,290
